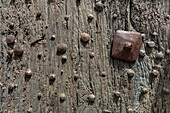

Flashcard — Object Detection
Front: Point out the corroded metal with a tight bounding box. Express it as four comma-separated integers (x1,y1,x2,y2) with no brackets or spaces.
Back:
112,30,142,62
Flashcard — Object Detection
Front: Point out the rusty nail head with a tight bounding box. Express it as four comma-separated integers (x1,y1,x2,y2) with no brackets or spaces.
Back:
14,46,23,56
81,33,90,43
57,43,67,53
112,30,142,62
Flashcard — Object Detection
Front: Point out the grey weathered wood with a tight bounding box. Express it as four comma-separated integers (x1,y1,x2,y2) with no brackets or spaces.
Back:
0,0,169,113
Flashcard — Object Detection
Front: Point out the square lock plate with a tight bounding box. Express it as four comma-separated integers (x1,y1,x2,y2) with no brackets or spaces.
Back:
112,30,142,62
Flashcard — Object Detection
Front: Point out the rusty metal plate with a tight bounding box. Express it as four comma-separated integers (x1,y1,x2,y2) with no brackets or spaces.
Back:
112,30,142,62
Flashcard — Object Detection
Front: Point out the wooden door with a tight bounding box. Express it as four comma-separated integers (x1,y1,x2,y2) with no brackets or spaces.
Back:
0,0,169,113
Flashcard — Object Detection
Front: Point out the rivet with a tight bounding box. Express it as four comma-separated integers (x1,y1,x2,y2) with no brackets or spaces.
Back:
81,33,90,43
146,41,155,48
88,14,94,20
57,43,67,53
101,71,106,77
127,69,134,78
6,35,15,44
60,93,66,102
95,1,105,12
7,50,14,56
14,46,23,56
49,74,56,80
141,87,147,94
152,70,159,76
51,35,56,40
25,69,32,77
61,55,67,63
89,52,94,58
113,14,118,19
155,52,164,59
88,94,95,102
163,88,169,95
113,91,121,98
139,50,146,57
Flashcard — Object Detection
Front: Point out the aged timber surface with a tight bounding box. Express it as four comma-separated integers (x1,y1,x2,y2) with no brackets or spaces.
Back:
0,0,169,113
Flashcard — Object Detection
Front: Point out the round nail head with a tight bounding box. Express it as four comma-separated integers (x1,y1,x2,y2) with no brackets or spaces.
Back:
152,70,159,76
60,93,66,101
74,74,79,80
57,43,67,53
49,74,56,80
113,91,121,98
6,35,15,44
88,14,94,20
8,84,15,90
101,71,106,77
14,46,23,56
25,69,32,77
95,1,104,12
113,14,118,19
61,55,67,62
88,94,95,102
139,50,146,57
81,33,90,43
51,35,56,40
127,69,134,78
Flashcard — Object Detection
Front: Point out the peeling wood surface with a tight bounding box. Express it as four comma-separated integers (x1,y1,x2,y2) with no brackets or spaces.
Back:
0,0,169,113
